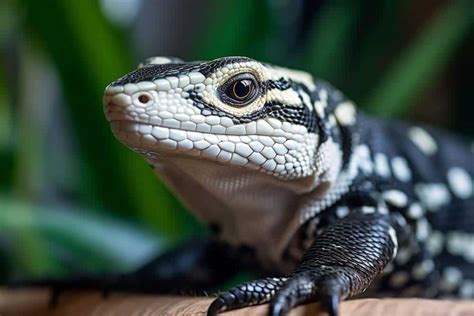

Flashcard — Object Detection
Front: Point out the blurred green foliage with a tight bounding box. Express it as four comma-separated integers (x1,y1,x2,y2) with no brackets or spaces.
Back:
1,196,162,276
21,0,197,236
365,0,474,117
0,0,473,280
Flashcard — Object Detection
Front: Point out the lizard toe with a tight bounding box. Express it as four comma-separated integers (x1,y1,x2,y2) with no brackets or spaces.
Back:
320,293,340,316
269,273,315,316
268,271,348,316
207,277,287,314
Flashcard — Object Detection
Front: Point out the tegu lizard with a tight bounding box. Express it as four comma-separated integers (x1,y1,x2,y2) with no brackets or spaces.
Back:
32,56,474,316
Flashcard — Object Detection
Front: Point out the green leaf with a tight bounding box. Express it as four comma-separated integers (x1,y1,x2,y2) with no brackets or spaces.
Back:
0,1,15,190
365,0,474,117
0,65,13,190
1,196,163,277
192,0,270,60
343,0,409,101
300,1,362,83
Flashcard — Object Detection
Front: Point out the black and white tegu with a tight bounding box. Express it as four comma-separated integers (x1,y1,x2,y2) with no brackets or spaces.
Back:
101,56,474,315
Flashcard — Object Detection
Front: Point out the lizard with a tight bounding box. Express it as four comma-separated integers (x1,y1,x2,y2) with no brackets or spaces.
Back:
99,56,474,315
16,56,474,316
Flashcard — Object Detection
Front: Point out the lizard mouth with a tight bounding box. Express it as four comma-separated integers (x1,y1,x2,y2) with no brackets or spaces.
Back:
109,119,298,176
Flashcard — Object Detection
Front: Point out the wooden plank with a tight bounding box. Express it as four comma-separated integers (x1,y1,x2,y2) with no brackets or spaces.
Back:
1,289,474,316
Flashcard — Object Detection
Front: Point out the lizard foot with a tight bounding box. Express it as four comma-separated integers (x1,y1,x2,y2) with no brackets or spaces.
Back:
208,271,349,316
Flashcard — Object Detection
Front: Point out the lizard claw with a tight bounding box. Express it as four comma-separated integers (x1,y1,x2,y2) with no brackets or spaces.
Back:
320,293,340,316
207,295,228,316
207,277,287,315
269,272,344,316
269,273,316,316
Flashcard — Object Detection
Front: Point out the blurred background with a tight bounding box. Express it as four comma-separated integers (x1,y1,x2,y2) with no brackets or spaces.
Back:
0,0,473,285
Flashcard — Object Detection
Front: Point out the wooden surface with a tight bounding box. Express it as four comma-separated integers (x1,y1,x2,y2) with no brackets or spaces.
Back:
1,289,474,316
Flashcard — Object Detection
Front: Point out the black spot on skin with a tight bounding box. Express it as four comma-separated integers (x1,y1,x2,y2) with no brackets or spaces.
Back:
268,78,292,90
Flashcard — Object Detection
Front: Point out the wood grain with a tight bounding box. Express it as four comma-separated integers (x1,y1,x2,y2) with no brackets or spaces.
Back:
1,289,474,316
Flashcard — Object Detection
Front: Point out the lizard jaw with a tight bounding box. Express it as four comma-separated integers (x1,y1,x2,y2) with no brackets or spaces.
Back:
109,120,319,180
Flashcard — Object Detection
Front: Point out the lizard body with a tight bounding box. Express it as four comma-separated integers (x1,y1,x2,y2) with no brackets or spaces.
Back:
103,56,474,315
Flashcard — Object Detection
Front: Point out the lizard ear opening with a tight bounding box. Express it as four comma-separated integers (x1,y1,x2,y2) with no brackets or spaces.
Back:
138,56,184,68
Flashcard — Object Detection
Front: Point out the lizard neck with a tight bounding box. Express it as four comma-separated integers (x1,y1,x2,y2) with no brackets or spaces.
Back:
148,155,336,272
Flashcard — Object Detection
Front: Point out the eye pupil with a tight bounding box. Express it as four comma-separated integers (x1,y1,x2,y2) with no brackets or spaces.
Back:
220,74,259,106
232,79,253,99
138,94,150,103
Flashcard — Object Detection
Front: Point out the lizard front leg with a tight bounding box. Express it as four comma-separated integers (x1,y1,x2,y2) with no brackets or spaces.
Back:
208,207,397,316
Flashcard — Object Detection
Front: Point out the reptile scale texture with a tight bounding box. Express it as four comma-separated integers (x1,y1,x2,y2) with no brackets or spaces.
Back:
101,56,474,316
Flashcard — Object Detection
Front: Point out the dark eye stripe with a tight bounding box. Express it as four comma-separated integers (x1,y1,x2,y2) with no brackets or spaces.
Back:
237,101,319,133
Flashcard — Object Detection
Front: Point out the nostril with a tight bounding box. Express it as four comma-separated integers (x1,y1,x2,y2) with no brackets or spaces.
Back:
104,93,132,108
138,94,150,104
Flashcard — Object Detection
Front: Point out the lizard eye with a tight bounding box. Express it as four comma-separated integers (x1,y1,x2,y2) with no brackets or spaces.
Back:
138,94,150,104
219,73,259,106
230,79,254,100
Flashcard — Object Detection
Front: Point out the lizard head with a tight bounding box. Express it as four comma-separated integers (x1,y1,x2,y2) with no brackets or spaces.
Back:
104,56,340,181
